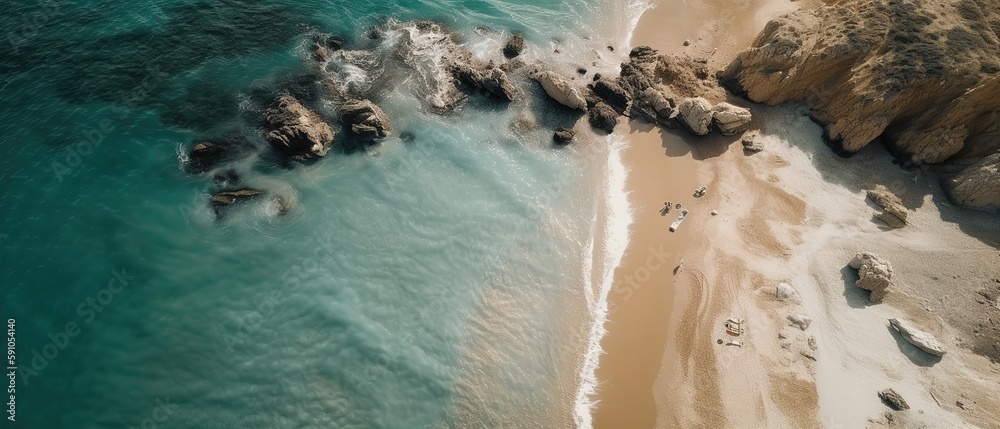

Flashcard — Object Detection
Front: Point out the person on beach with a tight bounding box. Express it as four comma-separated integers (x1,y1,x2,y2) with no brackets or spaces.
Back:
660,201,671,216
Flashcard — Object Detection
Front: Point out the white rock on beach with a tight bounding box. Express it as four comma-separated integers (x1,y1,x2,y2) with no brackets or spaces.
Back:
775,282,800,303
889,318,946,357
712,102,752,136
849,252,893,303
677,97,714,135
531,70,587,110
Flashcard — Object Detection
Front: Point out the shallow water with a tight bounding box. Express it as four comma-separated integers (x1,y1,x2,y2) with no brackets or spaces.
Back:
0,1,643,427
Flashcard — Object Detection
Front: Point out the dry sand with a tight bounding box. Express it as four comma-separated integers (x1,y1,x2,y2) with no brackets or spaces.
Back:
593,0,1000,428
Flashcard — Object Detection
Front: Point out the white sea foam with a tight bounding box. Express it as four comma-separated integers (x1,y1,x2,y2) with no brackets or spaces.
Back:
573,135,633,429
572,2,652,428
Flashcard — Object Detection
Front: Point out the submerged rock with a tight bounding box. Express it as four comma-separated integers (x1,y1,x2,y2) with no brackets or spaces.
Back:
339,99,393,143
889,318,946,357
588,102,619,134
849,252,893,303
188,142,228,173
211,189,264,207
531,70,587,111
264,94,335,160
503,33,524,58
553,128,575,145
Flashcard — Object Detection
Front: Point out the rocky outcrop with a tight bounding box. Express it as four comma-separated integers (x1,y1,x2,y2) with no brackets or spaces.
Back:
942,153,1000,211
720,0,1000,166
867,185,908,228
553,128,575,145
588,102,618,134
590,78,631,114
712,102,752,136
264,94,334,160
889,318,946,357
339,99,393,143
849,252,893,303
677,97,714,136
631,87,674,128
878,389,910,411
531,70,587,110
503,33,524,59
451,61,518,102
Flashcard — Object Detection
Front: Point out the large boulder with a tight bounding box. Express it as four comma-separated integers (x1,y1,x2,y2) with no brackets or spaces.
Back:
264,94,335,160
588,102,619,134
339,99,393,142
942,153,1000,211
503,33,524,58
867,185,908,228
712,102,752,136
849,252,893,303
531,70,587,111
889,318,946,357
677,97,714,136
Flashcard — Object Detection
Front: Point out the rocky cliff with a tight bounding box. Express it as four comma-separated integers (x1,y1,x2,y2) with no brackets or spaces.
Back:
720,0,1000,166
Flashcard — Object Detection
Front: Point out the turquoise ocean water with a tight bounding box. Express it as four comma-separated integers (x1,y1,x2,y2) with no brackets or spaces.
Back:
1,1,642,427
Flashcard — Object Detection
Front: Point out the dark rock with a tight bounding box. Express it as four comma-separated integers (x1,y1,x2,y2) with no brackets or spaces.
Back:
264,94,335,160
878,389,910,411
593,73,602,82
189,142,228,173
588,102,619,134
577,68,587,75
607,45,615,51
591,78,632,114
450,61,517,102
339,99,393,142
211,189,263,207
553,128,575,145
325,38,344,51
313,45,332,62
503,33,524,58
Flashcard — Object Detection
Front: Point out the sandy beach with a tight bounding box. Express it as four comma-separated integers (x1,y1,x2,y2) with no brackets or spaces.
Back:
593,0,1000,427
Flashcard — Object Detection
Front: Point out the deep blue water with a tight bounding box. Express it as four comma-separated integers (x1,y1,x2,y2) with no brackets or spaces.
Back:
0,1,640,427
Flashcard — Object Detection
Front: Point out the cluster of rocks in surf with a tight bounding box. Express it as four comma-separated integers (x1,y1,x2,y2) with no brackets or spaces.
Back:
528,46,752,137
179,21,753,220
